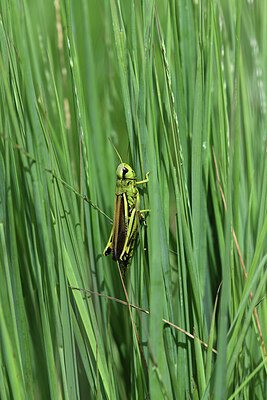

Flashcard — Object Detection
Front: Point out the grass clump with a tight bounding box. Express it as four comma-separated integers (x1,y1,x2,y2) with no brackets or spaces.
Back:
0,0,266,398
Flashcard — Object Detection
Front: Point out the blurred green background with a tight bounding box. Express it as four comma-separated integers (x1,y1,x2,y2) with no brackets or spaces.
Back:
0,0,266,399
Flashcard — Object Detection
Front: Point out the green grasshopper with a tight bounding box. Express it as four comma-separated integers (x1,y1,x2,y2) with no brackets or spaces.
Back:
103,145,149,278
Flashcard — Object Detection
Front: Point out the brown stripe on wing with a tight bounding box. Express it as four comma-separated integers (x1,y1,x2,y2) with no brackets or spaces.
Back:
112,194,127,261
118,208,138,277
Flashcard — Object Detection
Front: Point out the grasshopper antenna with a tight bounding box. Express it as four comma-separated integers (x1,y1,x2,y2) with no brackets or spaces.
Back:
108,137,123,163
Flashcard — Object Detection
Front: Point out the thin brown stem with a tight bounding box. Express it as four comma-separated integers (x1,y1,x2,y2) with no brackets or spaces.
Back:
70,285,218,355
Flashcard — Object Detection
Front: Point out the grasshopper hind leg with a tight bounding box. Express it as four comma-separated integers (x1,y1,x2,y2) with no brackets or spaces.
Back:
103,229,114,256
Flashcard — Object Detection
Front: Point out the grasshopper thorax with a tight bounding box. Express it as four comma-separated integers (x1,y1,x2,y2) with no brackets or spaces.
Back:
116,163,136,181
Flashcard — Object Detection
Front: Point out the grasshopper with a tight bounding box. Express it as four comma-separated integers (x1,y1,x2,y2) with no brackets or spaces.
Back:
103,144,149,278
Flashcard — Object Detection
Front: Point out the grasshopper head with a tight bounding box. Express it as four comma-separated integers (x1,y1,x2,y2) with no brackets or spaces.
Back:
116,163,136,180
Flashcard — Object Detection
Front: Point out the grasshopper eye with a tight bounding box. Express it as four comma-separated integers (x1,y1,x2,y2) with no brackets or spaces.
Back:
122,167,129,178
